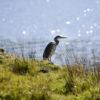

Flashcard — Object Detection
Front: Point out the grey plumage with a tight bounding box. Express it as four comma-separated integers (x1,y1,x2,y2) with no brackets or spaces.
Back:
43,35,66,61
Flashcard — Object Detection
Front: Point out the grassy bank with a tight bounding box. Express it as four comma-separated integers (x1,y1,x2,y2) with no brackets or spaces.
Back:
0,54,100,100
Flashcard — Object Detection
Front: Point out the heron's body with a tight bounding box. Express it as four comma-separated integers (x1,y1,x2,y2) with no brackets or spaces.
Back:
43,42,57,60
43,36,66,61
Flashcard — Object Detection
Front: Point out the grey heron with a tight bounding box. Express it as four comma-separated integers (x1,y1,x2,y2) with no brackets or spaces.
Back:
43,35,67,61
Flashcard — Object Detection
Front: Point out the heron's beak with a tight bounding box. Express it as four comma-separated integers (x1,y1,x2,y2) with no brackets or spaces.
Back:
60,36,67,39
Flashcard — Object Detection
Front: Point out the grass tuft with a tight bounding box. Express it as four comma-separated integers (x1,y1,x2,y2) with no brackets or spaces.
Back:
0,54,100,100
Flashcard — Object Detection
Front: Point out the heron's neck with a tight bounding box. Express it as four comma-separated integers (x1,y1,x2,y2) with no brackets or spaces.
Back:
54,39,59,45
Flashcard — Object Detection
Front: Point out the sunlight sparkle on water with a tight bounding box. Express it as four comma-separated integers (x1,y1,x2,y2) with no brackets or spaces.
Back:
22,30,27,35
51,30,56,35
46,0,50,3
78,33,81,37
76,17,80,21
65,21,71,25
2,18,6,22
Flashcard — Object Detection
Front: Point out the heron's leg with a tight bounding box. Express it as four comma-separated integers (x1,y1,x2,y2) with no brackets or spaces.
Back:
49,57,51,62
49,58,53,64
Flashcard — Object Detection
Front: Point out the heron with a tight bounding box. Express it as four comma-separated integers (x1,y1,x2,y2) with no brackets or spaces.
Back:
43,35,67,62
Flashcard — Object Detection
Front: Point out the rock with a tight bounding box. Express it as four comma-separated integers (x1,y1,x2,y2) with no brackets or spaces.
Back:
0,48,5,54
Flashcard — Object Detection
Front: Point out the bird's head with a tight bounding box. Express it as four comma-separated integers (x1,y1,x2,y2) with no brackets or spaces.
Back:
54,35,67,40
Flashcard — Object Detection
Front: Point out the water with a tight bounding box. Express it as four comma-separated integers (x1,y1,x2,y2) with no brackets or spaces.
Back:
0,38,100,67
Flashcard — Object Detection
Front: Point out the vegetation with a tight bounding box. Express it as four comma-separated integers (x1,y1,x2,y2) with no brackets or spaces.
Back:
0,53,100,100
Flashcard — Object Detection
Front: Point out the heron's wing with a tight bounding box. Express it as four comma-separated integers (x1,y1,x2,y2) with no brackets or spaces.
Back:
43,42,56,59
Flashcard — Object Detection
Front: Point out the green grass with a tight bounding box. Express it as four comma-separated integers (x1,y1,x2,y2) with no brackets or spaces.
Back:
0,54,100,100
